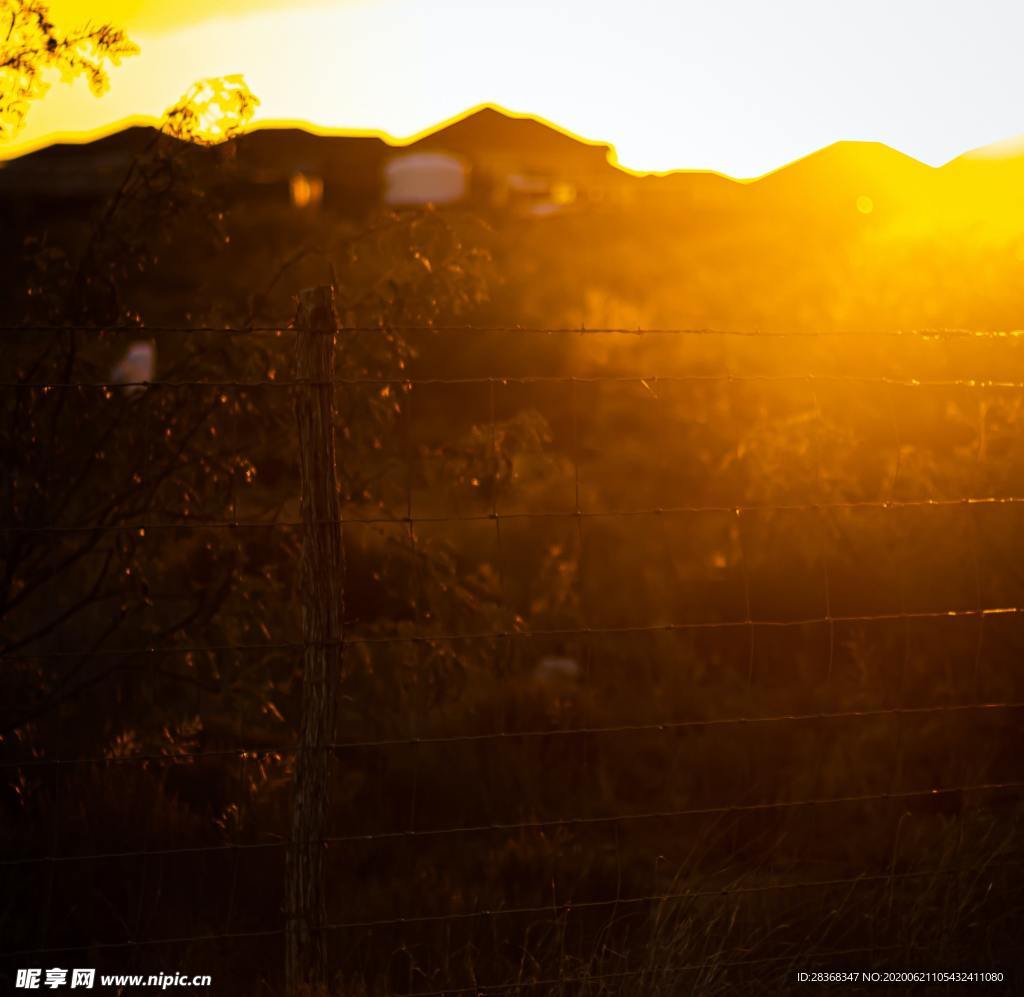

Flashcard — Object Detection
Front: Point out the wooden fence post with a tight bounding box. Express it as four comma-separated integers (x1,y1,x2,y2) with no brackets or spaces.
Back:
286,285,345,996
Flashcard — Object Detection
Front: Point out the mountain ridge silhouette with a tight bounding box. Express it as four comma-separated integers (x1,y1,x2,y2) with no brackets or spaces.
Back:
3,105,1024,219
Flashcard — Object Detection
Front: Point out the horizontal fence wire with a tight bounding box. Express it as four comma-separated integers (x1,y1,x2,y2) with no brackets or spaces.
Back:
323,861,1024,932
3,865,1016,960
4,606,1024,662
5,494,1024,535
313,779,1024,845
3,700,1024,769
3,323,1024,338
8,374,1024,390
4,779,1023,868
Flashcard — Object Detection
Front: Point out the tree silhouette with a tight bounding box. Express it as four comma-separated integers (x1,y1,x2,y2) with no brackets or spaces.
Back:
0,0,138,141
162,74,259,146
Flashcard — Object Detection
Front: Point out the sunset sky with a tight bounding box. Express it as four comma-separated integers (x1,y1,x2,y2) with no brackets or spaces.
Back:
8,0,1024,176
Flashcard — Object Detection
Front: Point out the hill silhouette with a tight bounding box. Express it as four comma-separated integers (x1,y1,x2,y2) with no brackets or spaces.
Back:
4,105,1024,227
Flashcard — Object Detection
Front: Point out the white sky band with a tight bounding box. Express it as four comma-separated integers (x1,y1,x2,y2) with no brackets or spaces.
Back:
9,0,1024,176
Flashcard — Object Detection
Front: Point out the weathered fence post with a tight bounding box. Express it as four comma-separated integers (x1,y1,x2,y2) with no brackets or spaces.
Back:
286,285,345,996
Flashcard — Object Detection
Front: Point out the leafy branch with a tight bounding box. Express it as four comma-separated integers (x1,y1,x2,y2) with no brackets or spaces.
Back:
0,0,138,141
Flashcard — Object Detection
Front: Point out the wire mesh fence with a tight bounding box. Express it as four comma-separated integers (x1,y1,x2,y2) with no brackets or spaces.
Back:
3,303,1024,994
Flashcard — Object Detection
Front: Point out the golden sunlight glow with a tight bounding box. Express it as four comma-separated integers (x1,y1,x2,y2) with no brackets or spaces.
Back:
162,76,259,145
7,0,1024,177
289,171,324,208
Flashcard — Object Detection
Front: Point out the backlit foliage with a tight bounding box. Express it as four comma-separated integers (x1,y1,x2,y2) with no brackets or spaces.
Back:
162,74,259,146
0,0,138,141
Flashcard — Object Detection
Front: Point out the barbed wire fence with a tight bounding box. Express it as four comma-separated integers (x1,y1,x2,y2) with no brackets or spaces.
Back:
2,295,1024,995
